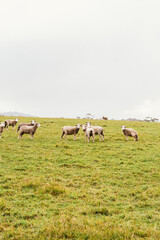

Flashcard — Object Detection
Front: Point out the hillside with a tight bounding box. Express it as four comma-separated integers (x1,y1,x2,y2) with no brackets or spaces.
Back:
0,112,35,117
0,117,159,239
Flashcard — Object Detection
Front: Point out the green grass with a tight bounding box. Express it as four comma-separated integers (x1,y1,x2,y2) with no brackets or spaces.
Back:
0,117,159,239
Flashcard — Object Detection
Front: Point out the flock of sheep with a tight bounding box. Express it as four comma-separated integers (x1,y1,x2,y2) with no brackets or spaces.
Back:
61,122,138,142
61,122,104,142
0,118,138,142
0,118,40,139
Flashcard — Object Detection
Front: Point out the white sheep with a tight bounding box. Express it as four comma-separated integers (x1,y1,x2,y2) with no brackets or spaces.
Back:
84,122,104,141
0,122,5,138
5,118,19,130
61,124,81,141
82,124,95,142
93,126,104,141
121,125,138,141
17,120,35,133
18,122,40,139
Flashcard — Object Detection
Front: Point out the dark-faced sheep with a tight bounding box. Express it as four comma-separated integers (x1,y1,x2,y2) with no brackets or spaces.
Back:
121,126,138,141
17,120,35,133
0,122,5,138
5,118,19,130
61,124,81,141
18,122,40,139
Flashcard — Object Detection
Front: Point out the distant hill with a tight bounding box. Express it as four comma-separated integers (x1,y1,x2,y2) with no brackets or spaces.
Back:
0,112,36,117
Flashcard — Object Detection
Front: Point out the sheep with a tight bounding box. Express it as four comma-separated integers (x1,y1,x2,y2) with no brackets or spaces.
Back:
5,118,19,130
103,116,108,120
0,122,5,138
84,122,104,141
91,126,104,141
121,125,138,141
17,120,35,133
82,124,95,142
18,122,40,139
61,124,81,141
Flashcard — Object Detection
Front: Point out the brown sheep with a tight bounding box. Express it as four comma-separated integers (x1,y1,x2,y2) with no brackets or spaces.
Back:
103,116,108,120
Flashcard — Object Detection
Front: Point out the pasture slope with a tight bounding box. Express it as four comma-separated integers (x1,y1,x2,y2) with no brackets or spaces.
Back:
0,117,159,240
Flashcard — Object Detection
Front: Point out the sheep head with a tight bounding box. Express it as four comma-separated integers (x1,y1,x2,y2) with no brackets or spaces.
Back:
75,124,81,129
121,126,126,130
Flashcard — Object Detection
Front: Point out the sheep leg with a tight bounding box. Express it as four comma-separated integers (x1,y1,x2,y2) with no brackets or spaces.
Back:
99,134,101,141
102,131,104,141
61,131,64,139
134,135,138,141
65,133,67,141
88,136,90,142
85,134,87,142
30,134,34,140
18,134,22,139
92,135,95,142
20,132,24,139
126,136,128,141
74,134,76,141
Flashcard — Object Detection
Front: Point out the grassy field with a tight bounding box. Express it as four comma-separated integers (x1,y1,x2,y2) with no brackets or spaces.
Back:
0,117,159,239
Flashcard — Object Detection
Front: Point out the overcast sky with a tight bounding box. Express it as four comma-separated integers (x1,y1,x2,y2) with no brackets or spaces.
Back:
0,0,160,119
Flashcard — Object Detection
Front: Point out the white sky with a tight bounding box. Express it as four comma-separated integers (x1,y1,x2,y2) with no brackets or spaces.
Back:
0,0,160,119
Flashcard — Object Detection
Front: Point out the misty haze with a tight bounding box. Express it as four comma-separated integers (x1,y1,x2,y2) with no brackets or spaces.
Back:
1,0,160,119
